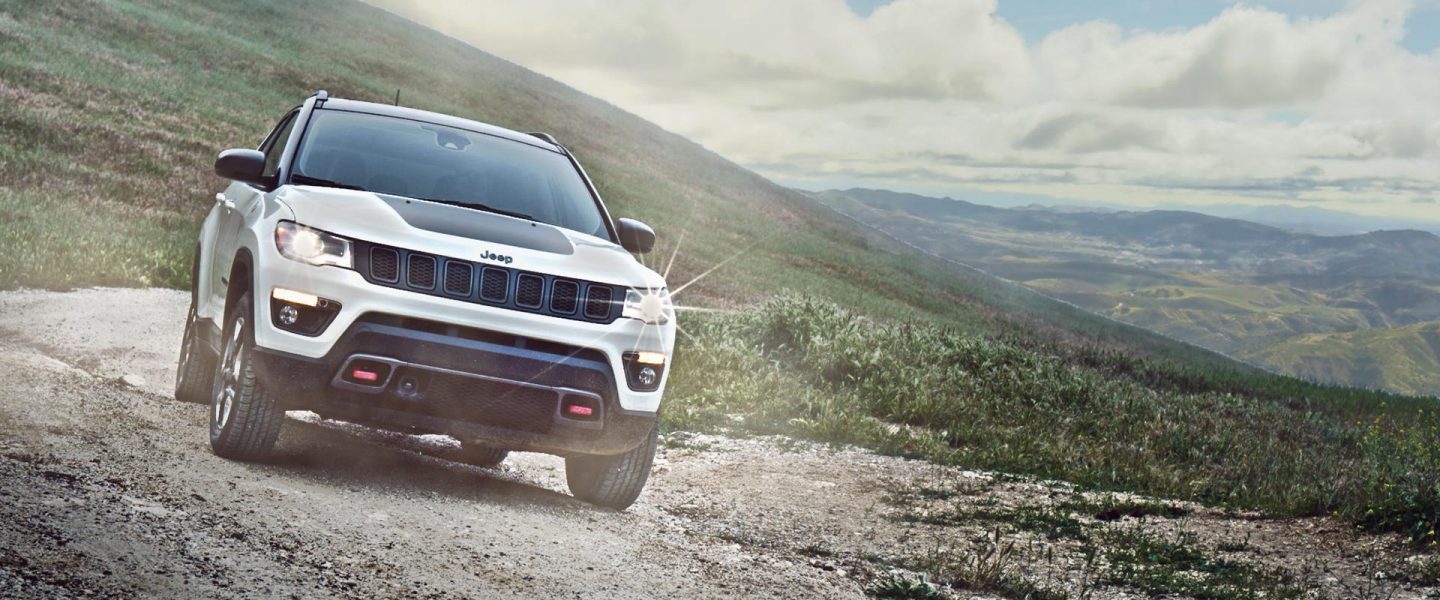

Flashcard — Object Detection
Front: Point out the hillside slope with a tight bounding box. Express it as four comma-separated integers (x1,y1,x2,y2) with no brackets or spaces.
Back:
1246,322,1440,394
0,0,1255,373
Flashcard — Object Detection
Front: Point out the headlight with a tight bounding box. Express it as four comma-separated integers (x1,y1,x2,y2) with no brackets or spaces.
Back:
622,288,671,324
275,221,352,268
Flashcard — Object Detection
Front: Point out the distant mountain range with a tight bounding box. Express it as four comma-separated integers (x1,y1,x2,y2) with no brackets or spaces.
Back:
814,188,1440,397
1197,204,1440,237
896,189,1440,236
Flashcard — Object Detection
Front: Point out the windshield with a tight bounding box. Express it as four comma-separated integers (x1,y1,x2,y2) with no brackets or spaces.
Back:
291,109,608,239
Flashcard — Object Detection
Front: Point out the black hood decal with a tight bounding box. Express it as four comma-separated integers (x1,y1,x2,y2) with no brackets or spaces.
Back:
377,195,575,255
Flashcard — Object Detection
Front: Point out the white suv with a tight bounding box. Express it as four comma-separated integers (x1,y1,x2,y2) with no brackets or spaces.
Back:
175,92,675,509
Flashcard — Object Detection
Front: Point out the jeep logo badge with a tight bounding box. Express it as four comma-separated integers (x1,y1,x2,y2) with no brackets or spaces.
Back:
481,250,513,265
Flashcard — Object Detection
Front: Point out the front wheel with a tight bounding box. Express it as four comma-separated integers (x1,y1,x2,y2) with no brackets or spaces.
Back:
565,426,658,510
209,293,283,461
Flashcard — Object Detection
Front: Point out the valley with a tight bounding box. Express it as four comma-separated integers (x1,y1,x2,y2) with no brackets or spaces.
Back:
816,188,1440,396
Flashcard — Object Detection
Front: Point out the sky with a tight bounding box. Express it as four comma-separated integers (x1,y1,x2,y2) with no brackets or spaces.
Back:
365,0,1440,219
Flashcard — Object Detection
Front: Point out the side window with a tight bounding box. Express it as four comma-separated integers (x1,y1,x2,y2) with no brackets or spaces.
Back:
259,111,299,178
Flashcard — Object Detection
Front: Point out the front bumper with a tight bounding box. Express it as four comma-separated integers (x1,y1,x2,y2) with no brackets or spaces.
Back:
251,314,657,457
251,246,672,413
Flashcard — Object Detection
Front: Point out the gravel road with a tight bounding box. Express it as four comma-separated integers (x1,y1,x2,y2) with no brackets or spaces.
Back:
0,289,1432,599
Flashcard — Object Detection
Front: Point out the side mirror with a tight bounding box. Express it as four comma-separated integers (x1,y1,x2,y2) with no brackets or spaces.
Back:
616,218,656,254
214,148,271,186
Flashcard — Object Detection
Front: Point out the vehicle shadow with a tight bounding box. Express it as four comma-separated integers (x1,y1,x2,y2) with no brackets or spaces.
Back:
253,413,590,512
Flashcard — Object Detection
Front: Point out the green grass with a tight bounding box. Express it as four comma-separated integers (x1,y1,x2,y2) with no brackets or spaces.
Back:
888,486,1190,540
0,188,194,289
866,573,948,600
1352,414,1440,545
1096,528,1302,599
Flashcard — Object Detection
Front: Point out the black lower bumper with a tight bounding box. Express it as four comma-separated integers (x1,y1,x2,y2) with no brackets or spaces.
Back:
250,314,656,457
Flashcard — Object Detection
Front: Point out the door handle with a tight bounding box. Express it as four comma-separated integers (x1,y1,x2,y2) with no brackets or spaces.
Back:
215,193,235,210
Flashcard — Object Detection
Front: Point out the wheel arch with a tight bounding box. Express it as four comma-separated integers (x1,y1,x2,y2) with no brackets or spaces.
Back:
225,248,257,325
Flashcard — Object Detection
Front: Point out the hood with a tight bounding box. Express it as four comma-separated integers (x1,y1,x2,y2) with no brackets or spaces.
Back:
275,186,665,288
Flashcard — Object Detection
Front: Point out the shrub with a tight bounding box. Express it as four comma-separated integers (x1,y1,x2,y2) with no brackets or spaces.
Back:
1349,414,1440,545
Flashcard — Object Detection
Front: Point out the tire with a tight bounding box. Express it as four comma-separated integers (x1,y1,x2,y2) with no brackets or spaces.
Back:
565,425,658,510
209,293,283,461
175,282,216,404
456,444,509,468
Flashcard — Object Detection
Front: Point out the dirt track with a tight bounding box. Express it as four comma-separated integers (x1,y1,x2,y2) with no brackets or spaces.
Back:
0,289,1433,599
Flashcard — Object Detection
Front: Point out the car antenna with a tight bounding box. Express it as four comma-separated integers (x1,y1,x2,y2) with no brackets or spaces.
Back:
394,89,401,106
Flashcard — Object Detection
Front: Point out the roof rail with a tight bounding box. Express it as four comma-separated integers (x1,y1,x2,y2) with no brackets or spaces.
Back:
528,132,560,146
314,89,329,105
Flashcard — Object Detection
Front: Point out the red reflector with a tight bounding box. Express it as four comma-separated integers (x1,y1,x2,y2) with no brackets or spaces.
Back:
566,404,594,417
351,369,379,382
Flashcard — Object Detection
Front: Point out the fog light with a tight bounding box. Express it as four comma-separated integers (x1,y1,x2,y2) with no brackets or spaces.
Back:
269,289,341,337
637,366,658,387
621,351,666,392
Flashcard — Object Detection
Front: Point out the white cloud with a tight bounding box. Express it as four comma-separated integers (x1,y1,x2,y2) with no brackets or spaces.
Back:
367,0,1031,105
1035,3,1408,109
365,0,1440,218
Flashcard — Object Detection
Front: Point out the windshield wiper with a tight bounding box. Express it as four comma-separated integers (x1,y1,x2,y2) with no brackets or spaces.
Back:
292,173,366,191
414,197,538,223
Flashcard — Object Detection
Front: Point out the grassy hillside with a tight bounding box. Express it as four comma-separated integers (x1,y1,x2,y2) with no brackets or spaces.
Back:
1247,322,1440,394
3,0,1439,567
668,297,1440,544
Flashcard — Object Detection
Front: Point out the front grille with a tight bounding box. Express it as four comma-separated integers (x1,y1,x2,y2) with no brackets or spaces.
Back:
480,267,508,303
371,247,399,283
551,280,579,314
353,241,623,324
585,286,613,320
408,255,436,289
443,261,472,297
516,274,544,309
422,373,558,434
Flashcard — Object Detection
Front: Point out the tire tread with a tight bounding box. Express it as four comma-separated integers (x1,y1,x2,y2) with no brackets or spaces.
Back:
210,295,282,461
175,256,216,404
457,445,509,468
565,426,657,510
